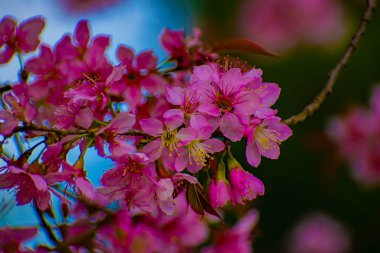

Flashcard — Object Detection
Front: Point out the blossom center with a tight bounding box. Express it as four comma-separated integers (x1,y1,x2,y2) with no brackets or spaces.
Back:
188,141,212,166
160,129,180,156
215,92,233,112
254,126,282,150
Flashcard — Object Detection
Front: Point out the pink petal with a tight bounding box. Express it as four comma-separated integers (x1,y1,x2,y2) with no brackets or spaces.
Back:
203,138,225,152
163,109,184,130
140,118,164,136
108,112,136,134
55,35,78,60
16,16,45,52
220,112,245,142
259,83,281,107
0,46,15,64
160,28,184,53
166,86,184,105
190,114,209,130
136,50,157,70
29,174,47,192
25,44,54,74
36,190,51,210
156,178,174,200
109,139,136,157
140,74,166,94
175,149,189,172
158,199,175,215
220,68,244,92
246,135,261,167
116,45,134,66
74,20,90,48
257,141,280,160
75,107,93,129
177,127,198,143
0,17,16,43
142,139,162,161
76,177,95,201
0,111,18,135
234,92,261,115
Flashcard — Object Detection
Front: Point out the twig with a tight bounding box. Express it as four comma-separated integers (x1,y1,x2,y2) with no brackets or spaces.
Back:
33,201,60,246
53,210,114,252
13,123,150,138
0,84,12,94
283,0,377,126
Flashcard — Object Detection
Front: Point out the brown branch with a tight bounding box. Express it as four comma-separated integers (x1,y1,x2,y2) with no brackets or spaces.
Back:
13,123,150,138
0,84,12,94
283,0,377,126
53,210,114,252
33,202,60,246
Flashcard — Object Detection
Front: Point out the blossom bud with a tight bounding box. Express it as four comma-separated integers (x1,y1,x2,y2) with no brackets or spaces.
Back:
209,160,231,208
227,154,265,204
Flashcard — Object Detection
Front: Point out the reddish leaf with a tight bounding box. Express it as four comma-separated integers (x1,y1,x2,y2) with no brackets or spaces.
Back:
186,183,221,219
211,38,278,57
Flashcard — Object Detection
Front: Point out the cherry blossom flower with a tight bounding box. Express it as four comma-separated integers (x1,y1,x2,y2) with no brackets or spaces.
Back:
175,126,225,173
160,28,217,68
0,227,37,253
0,166,50,210
108,45,166,110
286,213,350,253
227,155,264,204
0,16,45,64
245,117,292,167
239,0,346,52
202,210,259,253
191,63,261,141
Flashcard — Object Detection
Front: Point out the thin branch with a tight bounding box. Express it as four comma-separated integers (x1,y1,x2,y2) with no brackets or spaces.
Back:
13,123,150,138
33,202,60,246
283,0,377,126
0,84,12,94
53,210,114,252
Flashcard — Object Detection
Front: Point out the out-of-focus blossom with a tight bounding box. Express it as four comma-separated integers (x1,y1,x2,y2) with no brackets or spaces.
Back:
286,213,350,253
0,227,37,253
327,85,380,186
0,16,45,64
58,0,121,13
239,0,346,52
202,210,259,253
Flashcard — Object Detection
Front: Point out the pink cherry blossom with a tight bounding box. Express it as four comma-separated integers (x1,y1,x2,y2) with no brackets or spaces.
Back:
227,155,264,204
239,0,346,52
0,166,50,210
0,227,37,253
202,210,259,253
0,16,45,64
160,27,217,68
246,117,292,167
175,126,225,173
191,63,262,141
287,213,350,253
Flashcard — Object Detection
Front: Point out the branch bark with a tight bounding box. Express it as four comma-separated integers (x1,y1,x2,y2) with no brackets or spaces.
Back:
283,0,377,126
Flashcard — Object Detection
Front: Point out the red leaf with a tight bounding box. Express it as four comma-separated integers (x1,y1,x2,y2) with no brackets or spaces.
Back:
211,38,278,57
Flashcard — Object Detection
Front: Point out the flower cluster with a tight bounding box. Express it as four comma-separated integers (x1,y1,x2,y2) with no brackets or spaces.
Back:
0,16,291,251
327,85,380,186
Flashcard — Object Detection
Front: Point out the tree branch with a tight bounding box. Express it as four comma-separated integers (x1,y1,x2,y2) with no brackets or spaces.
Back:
13,123,150,138
283,0,377,126
33,202,60,246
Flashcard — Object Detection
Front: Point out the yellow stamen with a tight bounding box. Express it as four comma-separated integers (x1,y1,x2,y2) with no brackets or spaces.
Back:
187,141,212,166
160,129,180,156
254,126,282,150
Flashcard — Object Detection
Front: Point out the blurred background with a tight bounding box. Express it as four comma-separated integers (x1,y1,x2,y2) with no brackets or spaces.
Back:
1,0,380,252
